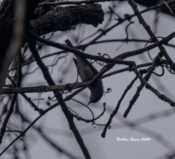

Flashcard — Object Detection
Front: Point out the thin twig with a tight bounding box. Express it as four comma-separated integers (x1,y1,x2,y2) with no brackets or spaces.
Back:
101,76,138,137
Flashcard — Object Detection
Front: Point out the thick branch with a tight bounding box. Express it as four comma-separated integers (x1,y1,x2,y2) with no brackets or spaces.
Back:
31,4,104,35
28,40,91,159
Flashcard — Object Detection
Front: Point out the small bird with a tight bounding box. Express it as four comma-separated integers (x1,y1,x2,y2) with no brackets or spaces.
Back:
73,55,104,104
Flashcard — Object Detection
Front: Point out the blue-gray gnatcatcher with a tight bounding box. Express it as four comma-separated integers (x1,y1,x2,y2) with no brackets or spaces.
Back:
73,55,104,104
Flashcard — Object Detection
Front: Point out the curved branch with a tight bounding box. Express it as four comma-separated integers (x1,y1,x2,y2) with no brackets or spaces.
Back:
31,4,104,35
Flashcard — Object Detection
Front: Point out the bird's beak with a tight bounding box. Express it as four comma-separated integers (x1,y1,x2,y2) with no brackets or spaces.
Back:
88,101,91,105
73,58,77,66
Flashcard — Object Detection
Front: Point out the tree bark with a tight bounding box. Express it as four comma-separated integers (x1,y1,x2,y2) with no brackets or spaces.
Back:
0,0,104,88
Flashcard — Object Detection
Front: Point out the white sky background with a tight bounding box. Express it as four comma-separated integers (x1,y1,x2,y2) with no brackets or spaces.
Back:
3,1,175,159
